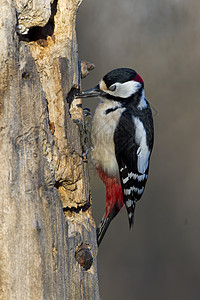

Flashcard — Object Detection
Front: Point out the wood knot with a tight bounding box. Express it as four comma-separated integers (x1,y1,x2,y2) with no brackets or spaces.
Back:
75,243,93,270
81,61,95,78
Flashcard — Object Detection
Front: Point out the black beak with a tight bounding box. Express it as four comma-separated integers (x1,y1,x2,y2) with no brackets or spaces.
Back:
75,85,102,98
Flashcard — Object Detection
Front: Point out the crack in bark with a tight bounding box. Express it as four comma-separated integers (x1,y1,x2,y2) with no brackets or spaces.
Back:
54,179,91,213
19,0,58,42
67,86,80,108
63,202,91,214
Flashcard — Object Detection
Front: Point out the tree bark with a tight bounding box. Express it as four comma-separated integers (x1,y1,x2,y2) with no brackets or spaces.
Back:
0,0,99,299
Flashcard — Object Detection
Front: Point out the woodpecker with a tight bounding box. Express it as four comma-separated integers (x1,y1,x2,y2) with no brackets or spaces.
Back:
78,68,154,246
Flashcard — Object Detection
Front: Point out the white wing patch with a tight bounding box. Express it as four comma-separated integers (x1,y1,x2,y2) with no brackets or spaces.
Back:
122,172,147,184
133,117,150,174
124,186,144,195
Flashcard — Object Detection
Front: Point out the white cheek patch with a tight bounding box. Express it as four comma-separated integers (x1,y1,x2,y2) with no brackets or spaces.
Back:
101,80,142,98
133,117,150,174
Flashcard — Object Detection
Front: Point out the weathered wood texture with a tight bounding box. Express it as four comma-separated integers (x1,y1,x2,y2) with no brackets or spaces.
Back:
0,0,99,299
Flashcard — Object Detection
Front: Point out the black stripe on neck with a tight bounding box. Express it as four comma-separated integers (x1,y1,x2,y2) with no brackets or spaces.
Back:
105,106,120,115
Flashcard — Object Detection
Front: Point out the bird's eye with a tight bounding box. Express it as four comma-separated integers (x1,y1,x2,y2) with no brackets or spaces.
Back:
108,84,116,91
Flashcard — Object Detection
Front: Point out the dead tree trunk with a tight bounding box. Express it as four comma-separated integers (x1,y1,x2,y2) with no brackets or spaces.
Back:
0,0,99,299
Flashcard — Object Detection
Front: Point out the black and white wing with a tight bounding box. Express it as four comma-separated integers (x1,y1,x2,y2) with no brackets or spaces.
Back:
114,107,154,227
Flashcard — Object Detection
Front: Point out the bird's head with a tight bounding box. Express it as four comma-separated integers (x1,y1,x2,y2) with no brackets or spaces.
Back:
77,68,144,104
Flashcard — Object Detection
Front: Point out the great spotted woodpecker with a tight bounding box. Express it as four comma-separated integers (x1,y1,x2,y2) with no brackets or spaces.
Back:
78,68,154,246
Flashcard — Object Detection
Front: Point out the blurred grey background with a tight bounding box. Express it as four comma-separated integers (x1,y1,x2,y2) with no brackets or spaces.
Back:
77,1,200,299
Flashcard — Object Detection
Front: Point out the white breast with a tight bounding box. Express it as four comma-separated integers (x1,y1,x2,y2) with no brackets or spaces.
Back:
91,100,125,177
